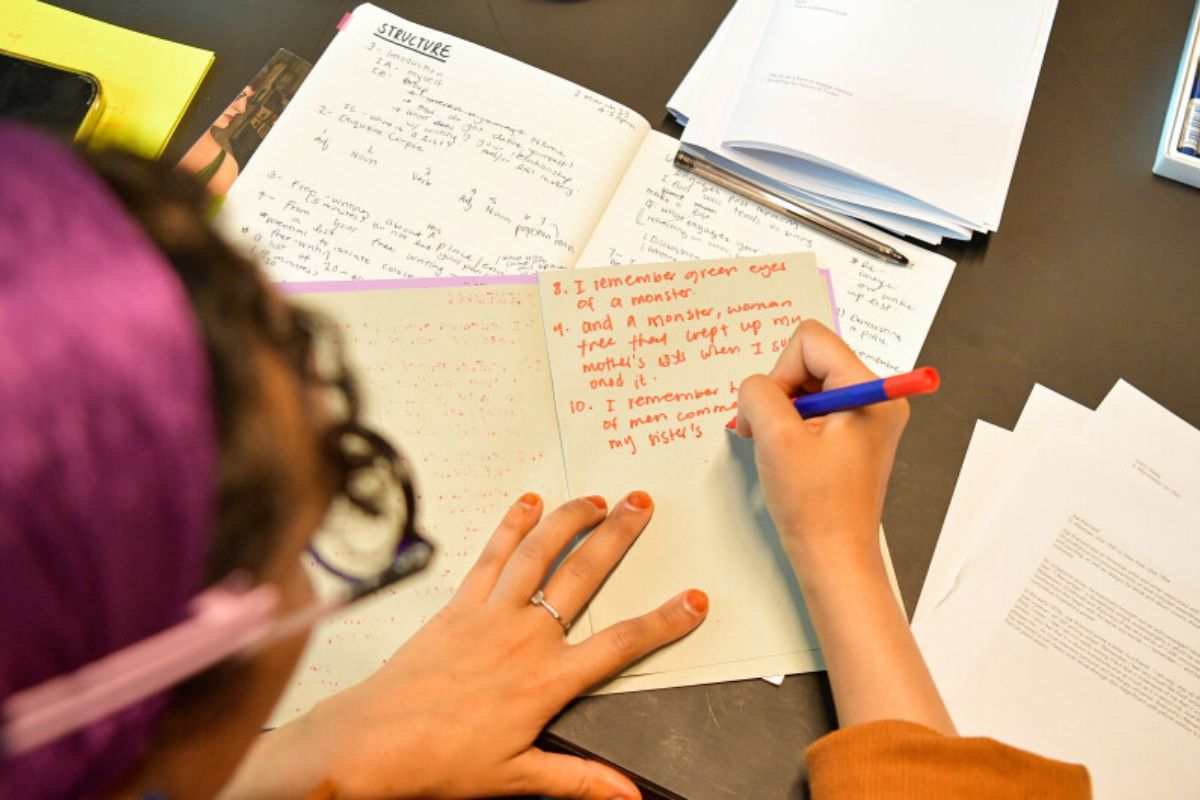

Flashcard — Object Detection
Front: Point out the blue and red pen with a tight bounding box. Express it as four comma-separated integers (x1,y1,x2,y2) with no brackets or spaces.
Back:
725,367,940,429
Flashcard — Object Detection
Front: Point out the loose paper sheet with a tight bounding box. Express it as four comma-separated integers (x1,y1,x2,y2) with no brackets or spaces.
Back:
911,420,1010,626
950,446,1200,799
724,0,1058,230
1014,383,1093,436
675,0,965,243
676,0,1058,237
919,381,1200,702
1083,379,1200,502
913,385,1093,625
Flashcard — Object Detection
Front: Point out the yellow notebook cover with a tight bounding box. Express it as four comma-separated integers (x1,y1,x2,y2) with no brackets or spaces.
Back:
1,0,213,157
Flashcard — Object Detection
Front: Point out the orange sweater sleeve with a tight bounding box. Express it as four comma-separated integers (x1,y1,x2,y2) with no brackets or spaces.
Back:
806,720,1091,799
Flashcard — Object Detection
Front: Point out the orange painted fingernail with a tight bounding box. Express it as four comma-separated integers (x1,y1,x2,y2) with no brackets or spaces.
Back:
517,492,540,508
584,495,607,510
685,590,709,615
625,490,652,510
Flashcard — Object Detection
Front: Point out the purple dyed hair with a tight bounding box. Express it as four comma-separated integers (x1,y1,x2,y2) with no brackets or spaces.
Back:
0,126,218,796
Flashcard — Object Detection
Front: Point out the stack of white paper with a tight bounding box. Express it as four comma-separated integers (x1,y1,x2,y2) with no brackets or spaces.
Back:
670,0,1059,244
913,382,1200,799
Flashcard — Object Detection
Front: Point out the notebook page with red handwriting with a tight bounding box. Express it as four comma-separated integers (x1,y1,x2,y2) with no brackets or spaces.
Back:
539,253,835,682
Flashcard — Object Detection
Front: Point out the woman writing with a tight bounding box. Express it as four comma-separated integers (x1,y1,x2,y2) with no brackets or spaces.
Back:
0,125,1089,798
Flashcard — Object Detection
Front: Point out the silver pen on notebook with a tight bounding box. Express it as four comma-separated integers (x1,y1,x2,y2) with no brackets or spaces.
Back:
673,145,910,266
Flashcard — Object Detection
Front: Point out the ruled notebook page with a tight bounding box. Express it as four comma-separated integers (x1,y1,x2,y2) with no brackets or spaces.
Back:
220,3,648,281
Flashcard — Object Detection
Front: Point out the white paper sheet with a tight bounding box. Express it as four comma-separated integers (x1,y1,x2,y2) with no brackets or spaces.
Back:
1014,383,1094,436
914,384,1094,627
950,446,1200,799
1084,380,1200,502
919,381,1200,702
676,0,968,243
911,420,1010,626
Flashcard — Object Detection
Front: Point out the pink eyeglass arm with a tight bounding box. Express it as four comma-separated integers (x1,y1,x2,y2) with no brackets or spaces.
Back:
2,582,281,756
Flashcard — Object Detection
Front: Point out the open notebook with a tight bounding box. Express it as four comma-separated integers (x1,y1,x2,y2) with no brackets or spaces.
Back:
217,3,954,377
267,254,900,724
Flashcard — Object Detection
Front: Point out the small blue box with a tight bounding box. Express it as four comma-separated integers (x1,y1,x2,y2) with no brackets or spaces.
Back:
1154,1,1200,188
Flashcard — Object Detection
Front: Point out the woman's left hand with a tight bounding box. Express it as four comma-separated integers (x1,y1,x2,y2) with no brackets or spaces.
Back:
248,492,707,800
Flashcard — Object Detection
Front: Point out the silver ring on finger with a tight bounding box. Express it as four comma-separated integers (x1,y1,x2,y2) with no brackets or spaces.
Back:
530,589,571,633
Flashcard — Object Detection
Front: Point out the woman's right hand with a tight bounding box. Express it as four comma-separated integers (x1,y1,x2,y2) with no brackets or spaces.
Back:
732,321,956,735
731,320,909,577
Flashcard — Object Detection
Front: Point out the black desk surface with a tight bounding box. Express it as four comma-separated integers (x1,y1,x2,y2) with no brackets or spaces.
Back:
50,1,1200,797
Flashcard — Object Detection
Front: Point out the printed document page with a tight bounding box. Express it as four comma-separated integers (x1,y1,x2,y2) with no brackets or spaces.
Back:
1083,380,1200,496
913,385,1093,625
950,449,1200,799
676,0,965,243
918,382,1200,702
